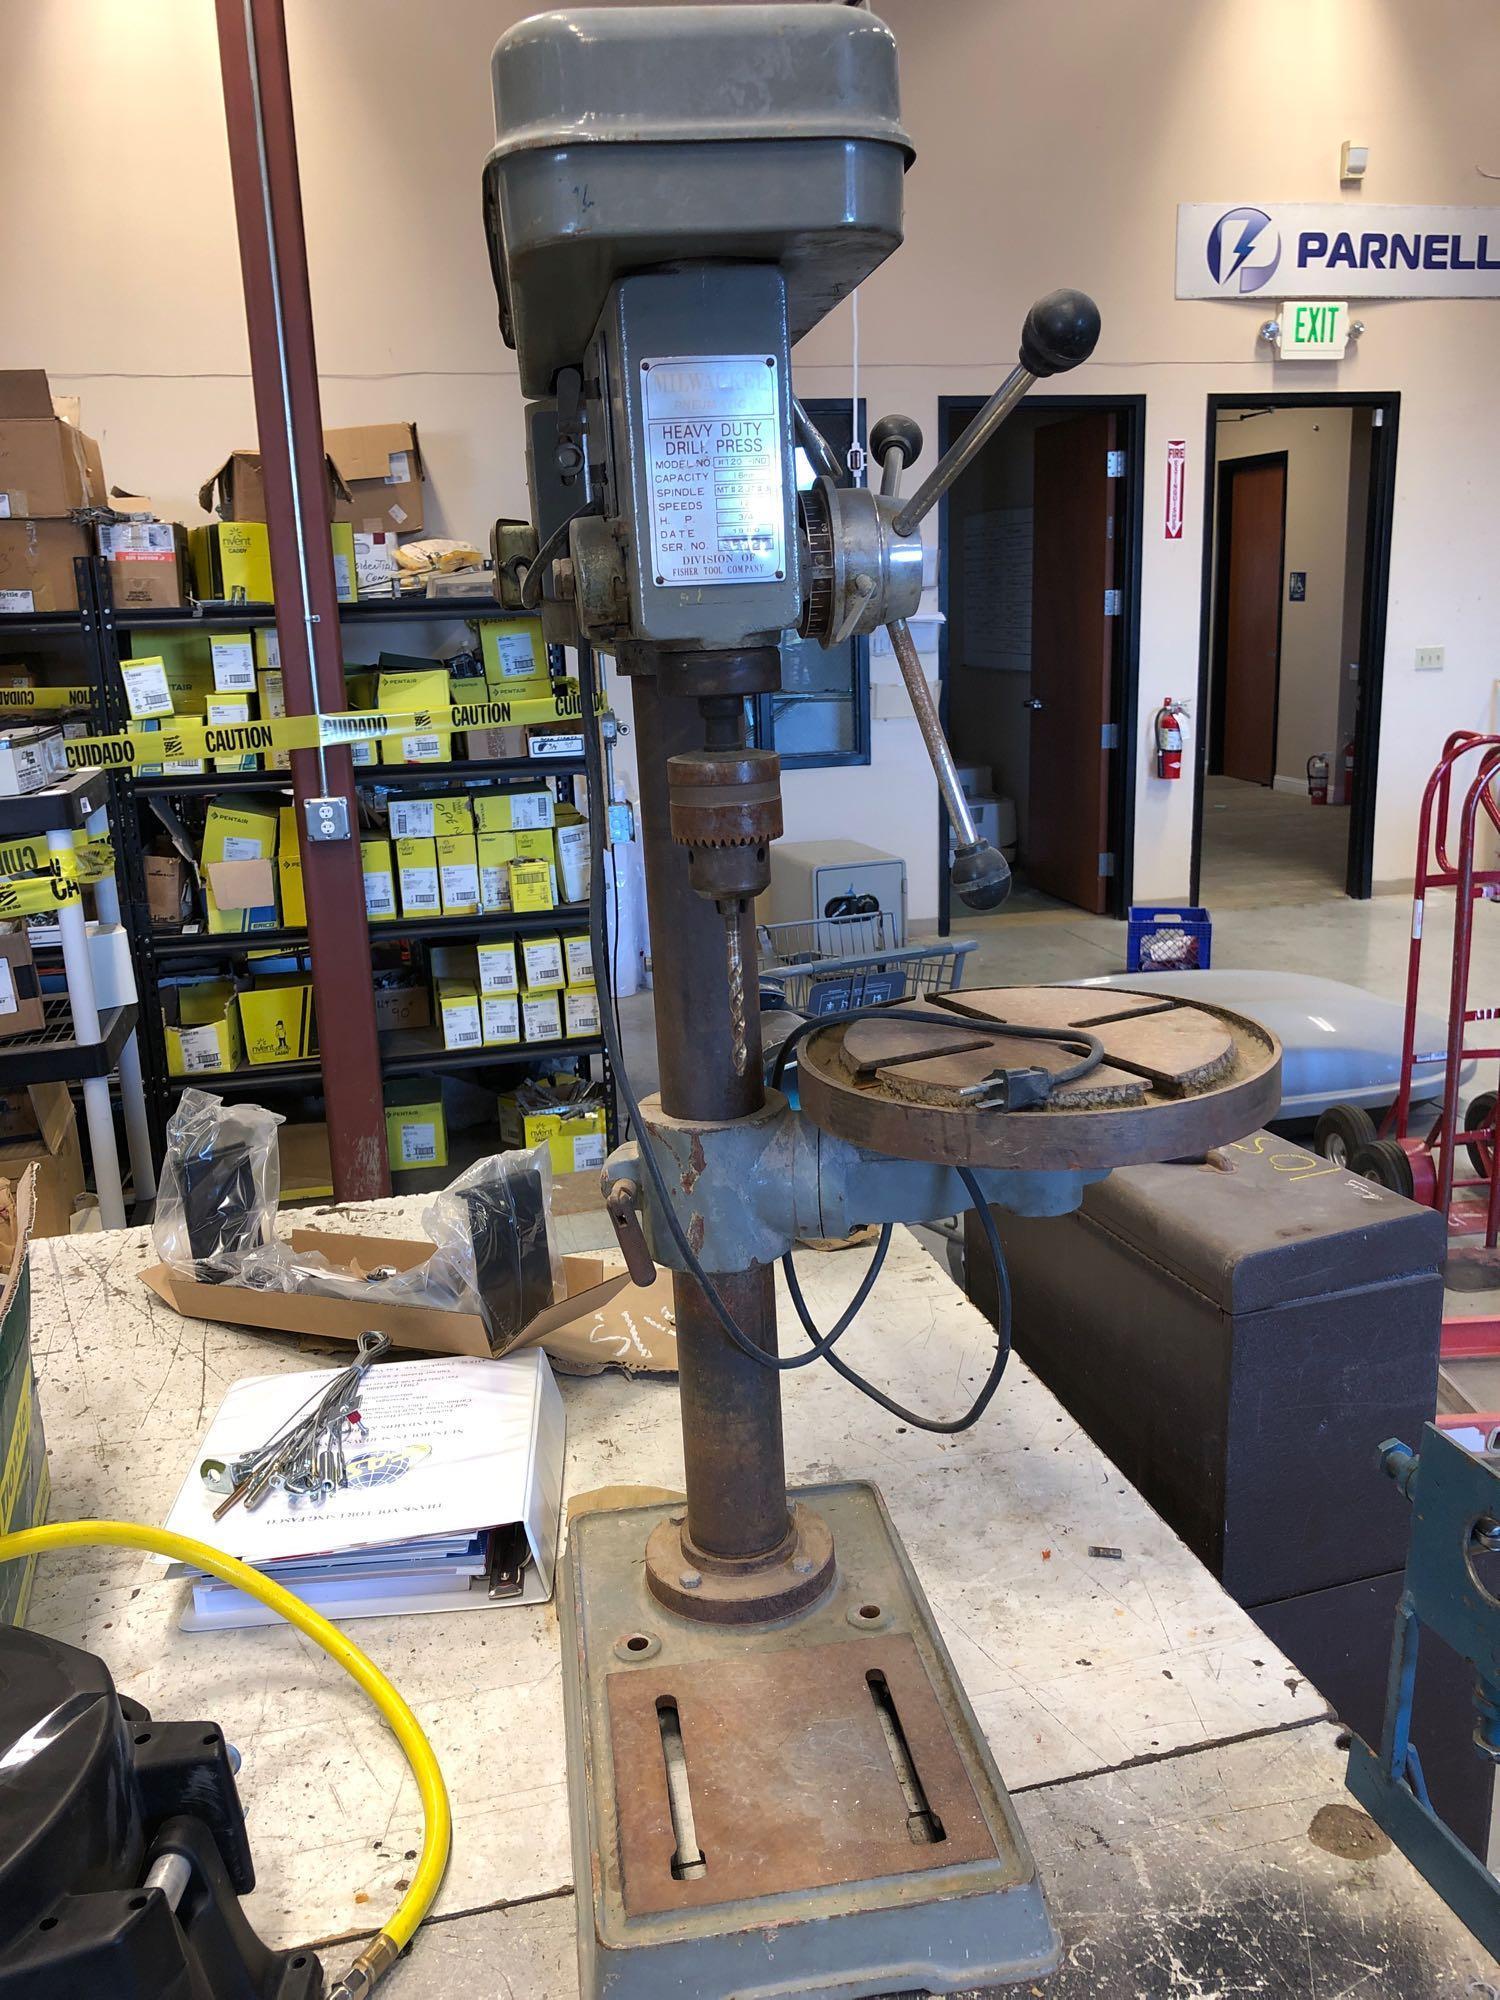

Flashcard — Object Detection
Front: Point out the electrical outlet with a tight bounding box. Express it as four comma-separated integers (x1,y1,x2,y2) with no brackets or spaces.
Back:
304,794,351,841
1415,646,1445,673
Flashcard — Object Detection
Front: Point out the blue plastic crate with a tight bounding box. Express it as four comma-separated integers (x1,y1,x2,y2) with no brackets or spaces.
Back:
1126,905,1212,972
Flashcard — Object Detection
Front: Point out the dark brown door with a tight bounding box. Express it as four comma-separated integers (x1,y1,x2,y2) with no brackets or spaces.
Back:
1214,456,1286,785
1028,411,1118,913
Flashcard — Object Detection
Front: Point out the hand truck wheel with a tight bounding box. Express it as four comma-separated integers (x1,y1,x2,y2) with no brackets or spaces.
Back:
1313,1103,1377,1166
1350,1137,1416,1199
1464,1091,1498,1179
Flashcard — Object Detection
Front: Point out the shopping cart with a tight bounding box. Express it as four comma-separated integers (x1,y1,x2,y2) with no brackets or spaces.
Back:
756,912,975,1019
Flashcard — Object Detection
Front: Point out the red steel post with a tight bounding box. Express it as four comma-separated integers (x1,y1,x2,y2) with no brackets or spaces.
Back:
213,0,389,1197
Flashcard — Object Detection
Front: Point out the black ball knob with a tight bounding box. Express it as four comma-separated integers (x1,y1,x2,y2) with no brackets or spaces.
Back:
870,414,924,469
1018,290,1102,378
951,839,1012,913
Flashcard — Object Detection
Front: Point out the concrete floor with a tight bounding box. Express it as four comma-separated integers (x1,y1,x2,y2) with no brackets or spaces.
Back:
1199,774,1350,908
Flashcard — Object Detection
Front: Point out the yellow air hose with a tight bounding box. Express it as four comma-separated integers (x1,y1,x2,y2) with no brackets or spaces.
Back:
0,1519,451,2000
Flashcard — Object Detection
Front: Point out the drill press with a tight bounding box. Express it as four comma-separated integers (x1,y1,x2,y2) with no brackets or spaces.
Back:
483,9,1280,1994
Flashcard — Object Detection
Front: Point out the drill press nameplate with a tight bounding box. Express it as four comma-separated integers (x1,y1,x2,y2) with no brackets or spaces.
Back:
562,1481,1059,1999
640,354,786,587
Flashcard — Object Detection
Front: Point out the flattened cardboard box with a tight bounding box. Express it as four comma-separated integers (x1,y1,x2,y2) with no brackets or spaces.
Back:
139,1234,676,1372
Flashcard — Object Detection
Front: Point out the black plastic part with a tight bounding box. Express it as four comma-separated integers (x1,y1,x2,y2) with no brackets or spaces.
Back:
1018,288,1102,378
950,838,1013,912
998,1066,1053,1111
0,1627,319,1997
463,1159,554,1352
869,413,923,470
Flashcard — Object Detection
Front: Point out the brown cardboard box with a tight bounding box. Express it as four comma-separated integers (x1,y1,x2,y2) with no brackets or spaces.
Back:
198,450,349,524
139,1233,638,1363
325,422,424,536
372,979,432,1032
0,1084,84,1238
98,521,190,610
0,521,92,613
0,370,105,518
0,931,44,1038
145,854,192,926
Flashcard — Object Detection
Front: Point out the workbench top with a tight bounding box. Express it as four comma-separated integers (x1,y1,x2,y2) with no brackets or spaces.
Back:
25,1200,1500,1994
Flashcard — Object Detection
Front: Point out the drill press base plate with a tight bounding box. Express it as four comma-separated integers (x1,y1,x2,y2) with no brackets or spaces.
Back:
561,1481,1060,1999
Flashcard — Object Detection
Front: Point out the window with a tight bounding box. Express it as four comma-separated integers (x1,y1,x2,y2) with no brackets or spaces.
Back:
753,398,870,770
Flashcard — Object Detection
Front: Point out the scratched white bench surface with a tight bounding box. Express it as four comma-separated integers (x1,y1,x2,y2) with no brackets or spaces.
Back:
25,1200,1496,1991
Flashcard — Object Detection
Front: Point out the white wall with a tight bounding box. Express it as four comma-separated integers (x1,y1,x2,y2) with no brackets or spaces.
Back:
1213,406,1354,788
3,0,1498,910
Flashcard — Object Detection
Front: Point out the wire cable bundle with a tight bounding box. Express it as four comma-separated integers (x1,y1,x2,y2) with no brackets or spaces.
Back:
575,644,1103,1433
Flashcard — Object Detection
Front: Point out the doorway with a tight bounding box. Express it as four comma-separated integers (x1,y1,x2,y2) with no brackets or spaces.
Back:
937,395,1144,928
1195,394,1399,905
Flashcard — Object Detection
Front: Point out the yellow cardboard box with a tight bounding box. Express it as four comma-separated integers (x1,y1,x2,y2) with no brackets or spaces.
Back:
481,993,521,1046
507,1104,608,1176
278,806,305,928
330,521,358,604
163,980,242,1077
476,939,518,997
207,696,255,773
202,795,278,867
479,617,550,698
509,858,553,914
385,1090,446,1173
190,521,273,604
378,667,451,765
436,832,480,915
477,832,517,912
395,836,439,917
512,827,556,866
239,977,316,1065
565,986,602,1039
562,934,593,988
475,788,554,833
520,991,562,1044
388,795,473,839
361,838,396,922
436,979,483,1051
519,934,565,993
257,662,290,771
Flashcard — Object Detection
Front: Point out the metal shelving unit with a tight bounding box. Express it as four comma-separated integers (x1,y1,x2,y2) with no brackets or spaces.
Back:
70,558,615,1180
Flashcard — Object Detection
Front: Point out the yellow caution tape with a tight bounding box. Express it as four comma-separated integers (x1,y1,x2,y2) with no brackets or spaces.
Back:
0,873,81,917
0,686,94,712
0,834,113,886
62,685,600,774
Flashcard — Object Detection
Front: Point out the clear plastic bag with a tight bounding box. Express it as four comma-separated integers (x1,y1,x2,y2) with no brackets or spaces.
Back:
152,1090,284,1279
256,1146,562,1354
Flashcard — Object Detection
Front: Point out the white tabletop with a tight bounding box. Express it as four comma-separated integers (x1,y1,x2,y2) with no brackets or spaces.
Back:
23,1200,1500,1991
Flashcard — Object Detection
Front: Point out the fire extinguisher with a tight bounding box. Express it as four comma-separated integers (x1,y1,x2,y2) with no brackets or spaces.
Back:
1307,753,1330,805
1342,736,1356,802
1154,699,1184,780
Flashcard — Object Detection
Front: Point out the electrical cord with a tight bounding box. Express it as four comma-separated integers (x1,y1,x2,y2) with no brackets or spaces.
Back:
576,643,1093,1425
0,1519,449,2000
519,503,596,612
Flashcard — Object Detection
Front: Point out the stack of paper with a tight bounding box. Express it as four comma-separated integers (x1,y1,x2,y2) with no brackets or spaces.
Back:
162,1347,564,1630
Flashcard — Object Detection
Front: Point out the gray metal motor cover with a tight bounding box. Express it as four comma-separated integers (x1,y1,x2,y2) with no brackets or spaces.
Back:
484,4,914,395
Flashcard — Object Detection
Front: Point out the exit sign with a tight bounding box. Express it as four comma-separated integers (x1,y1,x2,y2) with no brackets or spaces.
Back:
1278,300,1350,359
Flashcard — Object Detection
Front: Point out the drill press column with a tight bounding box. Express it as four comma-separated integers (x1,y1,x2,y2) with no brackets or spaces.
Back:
629,672,789,1569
